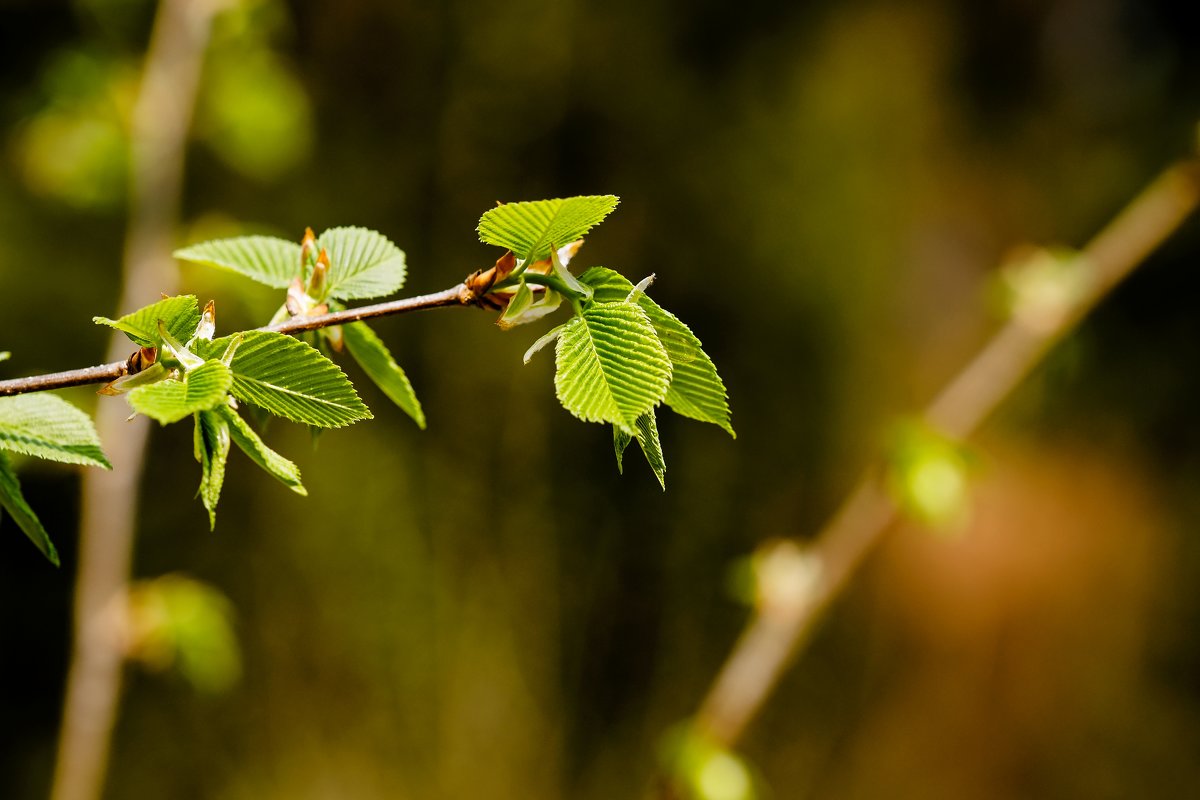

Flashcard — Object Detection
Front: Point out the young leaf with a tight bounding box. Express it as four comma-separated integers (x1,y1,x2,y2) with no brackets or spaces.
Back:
128,360,233,425
317,227,407,300
0,451,58,565
195,410,230,530
612,410,666,489
554,301,671,433
500,283,564,329
477,195,619,263
580,267,734,437
0,395,111,468
340,322,425,429
94,295,201,349
214,405,305,495
174,236,302,289
198,331,370,428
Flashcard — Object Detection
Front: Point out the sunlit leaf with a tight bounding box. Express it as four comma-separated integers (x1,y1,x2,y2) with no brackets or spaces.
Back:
174,236,301,289
194,410,230,530
555,301,671,432
0,394,111,468
581,267,734,437
198,331,370,428
478,195,619,262
214,405,305,495
612,409,667,489
0,451,58,565
94,295,201,349
127,361,232,425
317,227,406,300
340,321,424,428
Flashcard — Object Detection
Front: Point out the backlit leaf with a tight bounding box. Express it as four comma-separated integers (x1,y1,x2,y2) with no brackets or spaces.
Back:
174,235,301,289
94,295,201,349
128,360,232,425
340,321,424,428
555,301,671,433
198,331,370,428
0,394,110,468
195,409,230,530
0,451,58,565
612,410,666,489
478,195,619,263
318,227,406,300
215,404,305,495
581,267,734,437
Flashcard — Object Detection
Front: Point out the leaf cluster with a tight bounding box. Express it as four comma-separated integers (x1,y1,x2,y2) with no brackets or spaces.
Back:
2,195,734,562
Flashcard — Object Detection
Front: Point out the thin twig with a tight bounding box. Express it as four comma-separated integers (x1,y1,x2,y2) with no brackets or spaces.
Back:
0,284,475,397
685,159,1200,755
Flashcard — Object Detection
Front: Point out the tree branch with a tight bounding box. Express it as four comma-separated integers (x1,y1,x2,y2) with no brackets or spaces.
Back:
683,158,1200,755
0,283,477,397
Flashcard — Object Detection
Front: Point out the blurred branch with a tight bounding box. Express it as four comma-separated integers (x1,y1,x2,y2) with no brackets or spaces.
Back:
683,158,1200,755
50,2,223,800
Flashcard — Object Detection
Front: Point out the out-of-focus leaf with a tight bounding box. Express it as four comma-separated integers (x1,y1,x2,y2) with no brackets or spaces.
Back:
0,394,111,468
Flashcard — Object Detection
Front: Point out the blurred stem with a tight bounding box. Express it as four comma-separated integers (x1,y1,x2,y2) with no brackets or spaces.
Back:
682,159,1200,756
50,2,222,800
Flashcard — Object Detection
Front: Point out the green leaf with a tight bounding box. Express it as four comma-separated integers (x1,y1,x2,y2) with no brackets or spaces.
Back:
477,195,619,262
318,227,406,300
554,301,671,432
128,361,233,425
194,410,230,530
214,405,305,495
94,295,201,349
0,394,111,468
340,322,425,428
580,267,734,437
612,410,666,489
0,451,58,565
198,331,370,428
0,351,10,362
173,235,301,289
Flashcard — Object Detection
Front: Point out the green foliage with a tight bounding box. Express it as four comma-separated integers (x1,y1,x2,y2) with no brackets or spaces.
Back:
197,331,370,428
341,322,425,429
477,195,619,262
0,393,110,563
194,410,230,530
580,267,734,437
215,405,305,496
0,451,60,566
317,227,407,300
128,361,233,425
553,301,672,432
0,394,111,468
94,295,202,349
174,236,301,289
885,421,973,531
5,195,732,550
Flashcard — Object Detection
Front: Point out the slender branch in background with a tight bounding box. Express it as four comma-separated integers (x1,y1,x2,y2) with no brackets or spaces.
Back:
685,159,1200,753
0,284,475,397
50,2,222,799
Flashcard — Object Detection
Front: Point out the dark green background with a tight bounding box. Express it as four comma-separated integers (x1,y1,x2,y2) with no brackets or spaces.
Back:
2,0,1199,797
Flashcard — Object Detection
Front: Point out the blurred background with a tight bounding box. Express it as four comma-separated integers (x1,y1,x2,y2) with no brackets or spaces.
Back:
2,0,1199,797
